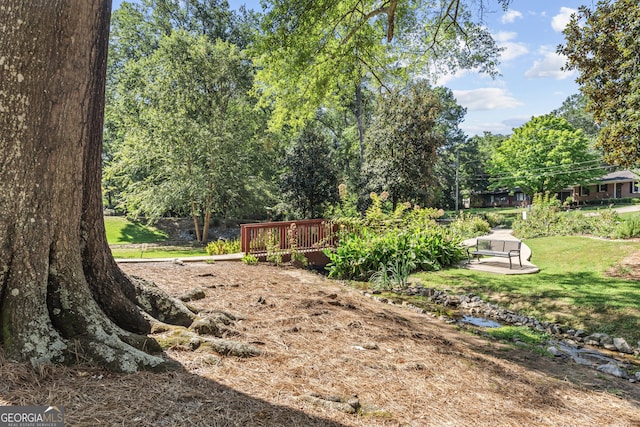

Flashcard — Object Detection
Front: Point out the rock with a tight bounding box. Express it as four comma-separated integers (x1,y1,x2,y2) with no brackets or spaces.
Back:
636,372,640,382
299,394,360,414
574,329,586,338
613,337,634,354
597,363,628,379
172,258,185,266
562,339,579,348
572,356,595,366
179,287,206,302
189,337,201,350
547,346,562,357
585,333,611,347
190,317,221,337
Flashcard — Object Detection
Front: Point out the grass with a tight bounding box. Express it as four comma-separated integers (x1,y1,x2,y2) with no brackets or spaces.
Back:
105,216,169,244
412,236,640,343
105,216,208,258
110,247,207,259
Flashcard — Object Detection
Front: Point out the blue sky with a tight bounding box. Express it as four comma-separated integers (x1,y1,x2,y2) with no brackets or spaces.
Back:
112,0,589,137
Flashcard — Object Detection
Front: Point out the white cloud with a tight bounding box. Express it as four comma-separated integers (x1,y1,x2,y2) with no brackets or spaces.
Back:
551,7,577,32
492,32,528,62
453,88,523,111
434,69,472,86
461,115,532,136
524,48,575,80
501,10,523,24
493,31,517,43
500,42,529,61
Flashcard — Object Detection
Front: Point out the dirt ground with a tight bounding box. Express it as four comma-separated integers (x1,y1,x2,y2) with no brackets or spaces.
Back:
2,261,640,426
607,250,640,281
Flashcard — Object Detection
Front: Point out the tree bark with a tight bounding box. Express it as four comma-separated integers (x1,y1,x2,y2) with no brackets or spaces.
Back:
0,0,185,372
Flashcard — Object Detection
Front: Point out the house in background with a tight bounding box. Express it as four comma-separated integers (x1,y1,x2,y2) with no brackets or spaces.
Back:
571,170,640,203
470,170,640,208
470,187,530,208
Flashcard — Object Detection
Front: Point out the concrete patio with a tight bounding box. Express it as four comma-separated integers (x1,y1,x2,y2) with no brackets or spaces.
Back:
462,229,539,275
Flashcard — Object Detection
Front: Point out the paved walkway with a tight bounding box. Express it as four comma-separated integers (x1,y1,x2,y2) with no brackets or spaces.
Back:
115,253,244,264
462,229,539,275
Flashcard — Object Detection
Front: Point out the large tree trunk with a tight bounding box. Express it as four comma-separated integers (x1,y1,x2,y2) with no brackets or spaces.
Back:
0,1,186,372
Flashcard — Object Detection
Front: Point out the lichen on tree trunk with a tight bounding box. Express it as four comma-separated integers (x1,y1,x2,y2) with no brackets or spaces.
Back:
0,0,251,373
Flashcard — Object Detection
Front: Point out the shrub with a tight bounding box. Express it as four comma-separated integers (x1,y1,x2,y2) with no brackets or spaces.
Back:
612,216,640,238
449,212,491,239
513,192,623,239
326,201,462,281
369,257,416,291
512,193,562,239
325,226,464,281
266,229,283,265
206,239,241,255
483,212,506,228
242,254,259,265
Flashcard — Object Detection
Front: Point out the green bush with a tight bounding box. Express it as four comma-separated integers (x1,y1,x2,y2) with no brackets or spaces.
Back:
205,239,241,255
325,226,464,281
613,216,640,238
590,209,621,237
242,254,259,265
512,193,562,239
369,257,415,291
326,198,463,281
482,212,506,228
513,193,622,239
449,212,491,239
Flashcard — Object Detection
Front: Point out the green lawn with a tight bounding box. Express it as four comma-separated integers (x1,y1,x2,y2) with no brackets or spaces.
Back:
412,236,640,343
105,216,169,244
110,247,207,259
105,216,208,258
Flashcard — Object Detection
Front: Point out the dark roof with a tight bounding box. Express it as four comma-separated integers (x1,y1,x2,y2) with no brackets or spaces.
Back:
596,170,640,183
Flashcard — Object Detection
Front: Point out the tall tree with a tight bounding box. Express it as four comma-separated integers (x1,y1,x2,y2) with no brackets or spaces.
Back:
431,87,468,209
559,0,640,167
104,0,272,227
280,126,340,218
1,0,150,370
106,31,263,241
462,132,507,197
0,0,236,372
254,0,510,130
489,115,603,195
552,93,599,139
364,81,446,208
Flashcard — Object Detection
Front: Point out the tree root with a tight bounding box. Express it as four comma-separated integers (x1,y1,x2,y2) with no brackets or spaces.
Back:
131,276,196,327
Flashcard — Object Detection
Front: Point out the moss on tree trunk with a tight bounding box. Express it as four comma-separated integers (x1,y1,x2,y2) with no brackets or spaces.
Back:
0,0,251,373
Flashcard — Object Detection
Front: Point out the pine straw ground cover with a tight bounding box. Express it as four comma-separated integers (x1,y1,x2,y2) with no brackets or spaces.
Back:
2,262,640,426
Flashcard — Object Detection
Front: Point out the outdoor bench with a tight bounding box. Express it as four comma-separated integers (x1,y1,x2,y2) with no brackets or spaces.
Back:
467,238,522,269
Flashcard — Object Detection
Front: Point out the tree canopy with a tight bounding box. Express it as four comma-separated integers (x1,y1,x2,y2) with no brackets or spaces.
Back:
105,1,276,234
489,115,603,196
559,0,640,167
552,93,599,139
254,0,510,130
280,125,340,218
364,81,451,208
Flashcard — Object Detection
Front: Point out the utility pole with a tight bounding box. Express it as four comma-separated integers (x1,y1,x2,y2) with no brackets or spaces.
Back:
455,148,460,213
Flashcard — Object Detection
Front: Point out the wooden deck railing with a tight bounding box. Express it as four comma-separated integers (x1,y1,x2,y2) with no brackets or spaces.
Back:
240,219,340,256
